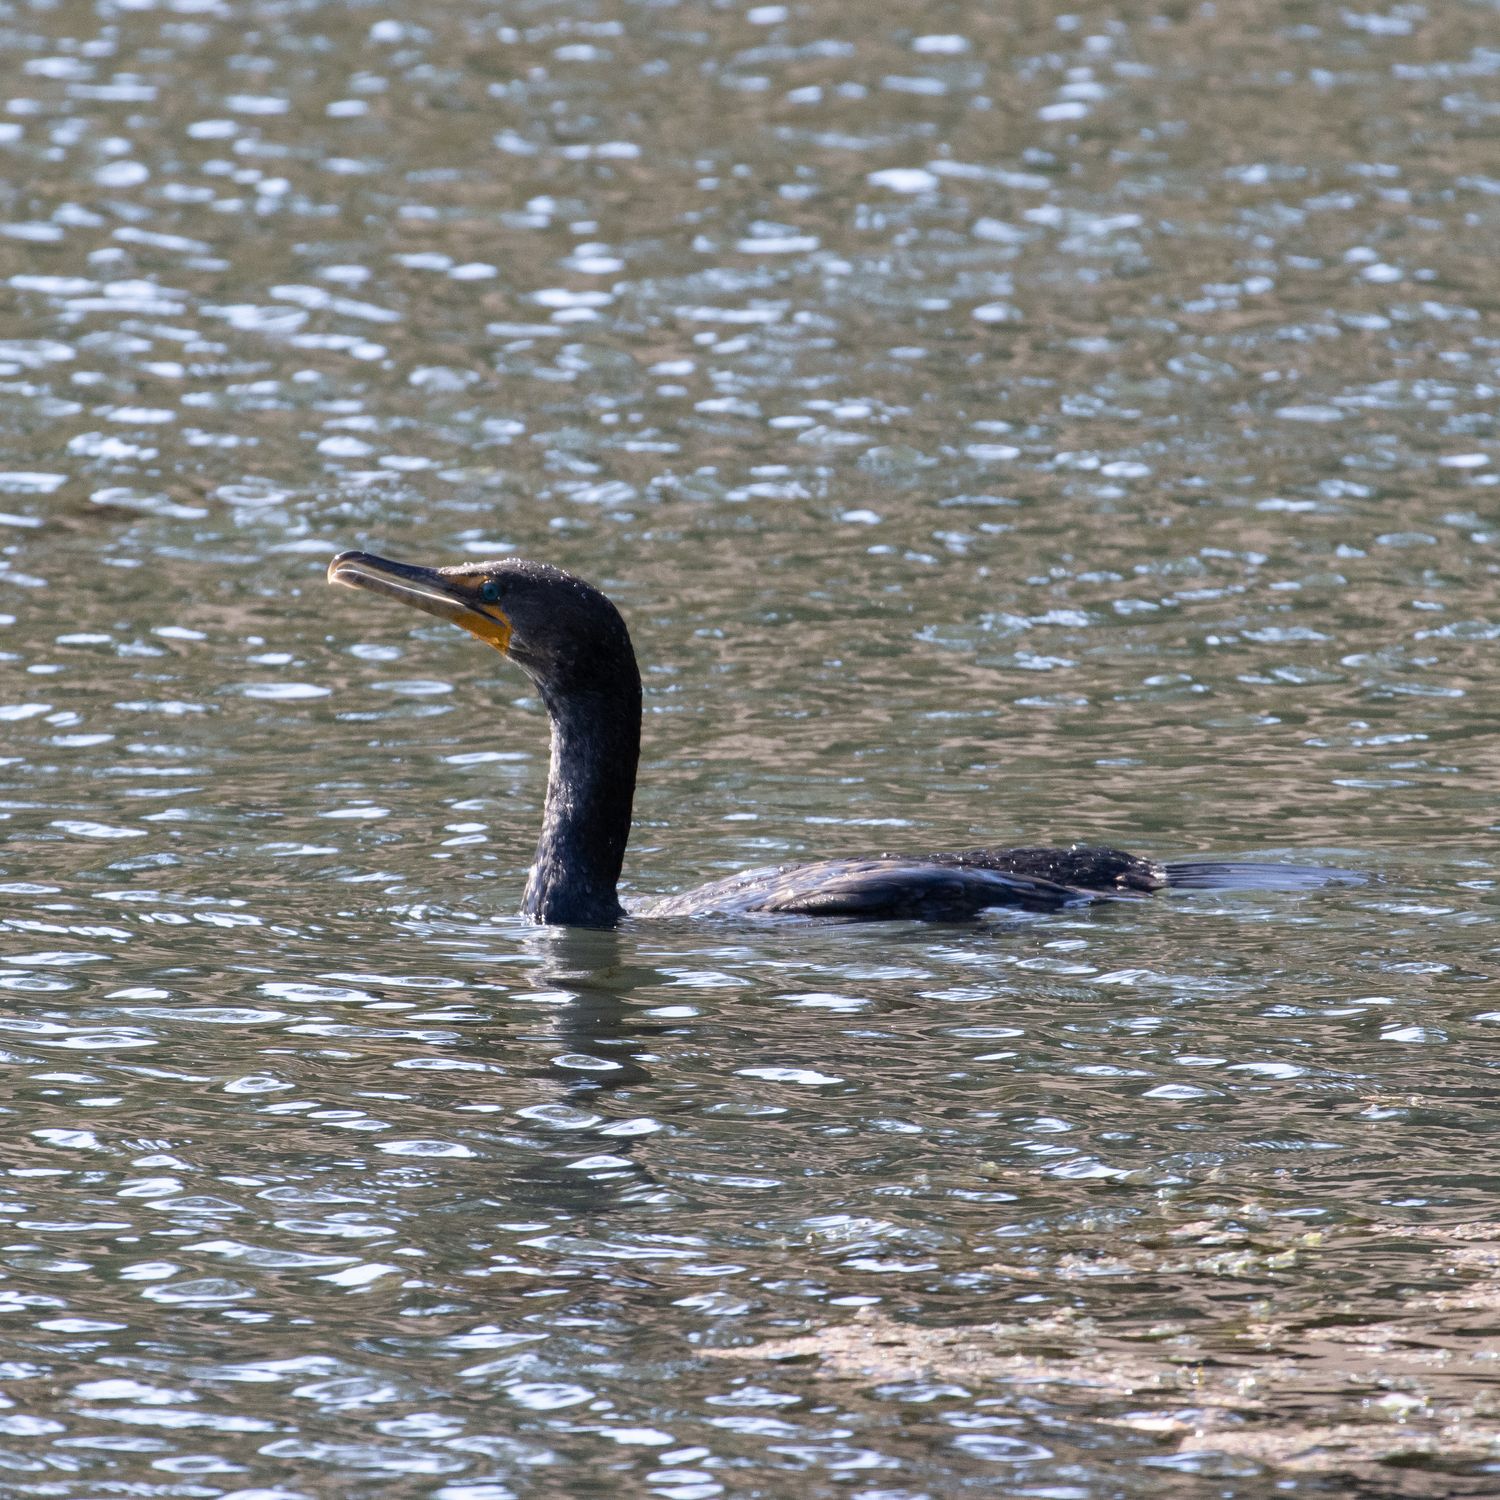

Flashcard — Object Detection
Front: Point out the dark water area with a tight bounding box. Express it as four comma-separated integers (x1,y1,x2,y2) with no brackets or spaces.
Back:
1,0,1498,1495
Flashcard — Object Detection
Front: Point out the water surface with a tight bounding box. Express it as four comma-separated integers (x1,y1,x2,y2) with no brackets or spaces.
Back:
1,1,1498,1495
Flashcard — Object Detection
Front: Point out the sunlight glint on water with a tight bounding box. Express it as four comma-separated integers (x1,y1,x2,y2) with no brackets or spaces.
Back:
0,2,1497,1496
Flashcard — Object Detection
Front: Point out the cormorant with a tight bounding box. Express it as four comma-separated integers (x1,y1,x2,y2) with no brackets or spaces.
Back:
327,550,1348,928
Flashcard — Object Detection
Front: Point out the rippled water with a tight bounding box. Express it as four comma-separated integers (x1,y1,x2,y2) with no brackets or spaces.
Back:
2,1,1499,1495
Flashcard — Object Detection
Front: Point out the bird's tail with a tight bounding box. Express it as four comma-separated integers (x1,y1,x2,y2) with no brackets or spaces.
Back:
1161,859,1363,892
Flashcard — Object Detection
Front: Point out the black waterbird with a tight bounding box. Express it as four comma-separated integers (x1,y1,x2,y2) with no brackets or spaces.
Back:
327,550,1349,928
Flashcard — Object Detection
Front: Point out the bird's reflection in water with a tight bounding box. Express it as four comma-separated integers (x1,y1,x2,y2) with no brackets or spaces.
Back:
518,922,672,1095
495,923,680,1215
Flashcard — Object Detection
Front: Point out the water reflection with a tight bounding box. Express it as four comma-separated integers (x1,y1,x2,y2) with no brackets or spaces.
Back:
496,924,668,1213
520,925,663,1095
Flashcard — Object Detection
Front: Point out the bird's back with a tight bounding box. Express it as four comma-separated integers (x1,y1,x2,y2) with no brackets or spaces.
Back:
637,843,1354,922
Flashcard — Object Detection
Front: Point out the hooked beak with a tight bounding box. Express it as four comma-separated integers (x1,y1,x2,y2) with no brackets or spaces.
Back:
326,550,513,653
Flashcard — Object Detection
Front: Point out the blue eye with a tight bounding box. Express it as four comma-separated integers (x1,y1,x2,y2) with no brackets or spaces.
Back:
480,579,503,605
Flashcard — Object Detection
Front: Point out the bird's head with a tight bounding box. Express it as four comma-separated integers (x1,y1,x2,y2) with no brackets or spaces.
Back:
326,550,636,700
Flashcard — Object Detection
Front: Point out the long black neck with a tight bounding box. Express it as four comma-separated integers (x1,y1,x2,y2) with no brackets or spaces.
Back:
522,672,641,928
